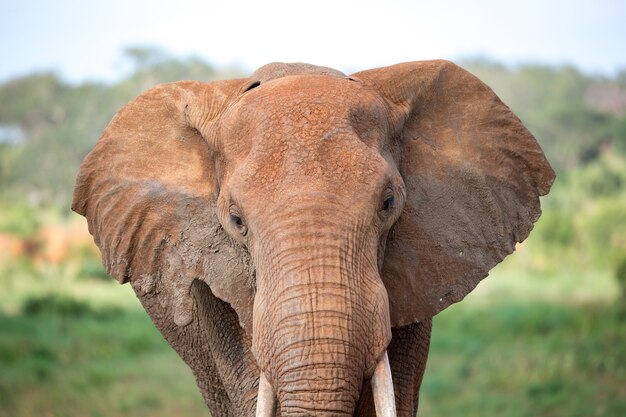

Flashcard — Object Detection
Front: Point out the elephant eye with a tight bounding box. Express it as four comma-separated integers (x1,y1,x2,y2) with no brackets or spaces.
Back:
381,196,394,212
230,213,248,236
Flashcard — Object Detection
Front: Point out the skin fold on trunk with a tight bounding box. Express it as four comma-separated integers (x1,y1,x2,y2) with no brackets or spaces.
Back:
256,353,398,417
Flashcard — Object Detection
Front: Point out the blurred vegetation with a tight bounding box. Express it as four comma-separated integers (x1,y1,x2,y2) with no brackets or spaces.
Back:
0,48,625,416
0,46,242,207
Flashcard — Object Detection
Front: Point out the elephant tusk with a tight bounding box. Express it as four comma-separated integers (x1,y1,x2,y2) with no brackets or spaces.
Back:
255,373,276,417
371,351,397,417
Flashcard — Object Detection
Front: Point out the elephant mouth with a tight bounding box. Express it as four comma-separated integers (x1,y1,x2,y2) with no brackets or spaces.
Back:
255,351,397,417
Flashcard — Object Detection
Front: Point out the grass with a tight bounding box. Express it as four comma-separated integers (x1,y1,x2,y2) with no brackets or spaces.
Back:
417,262,626,416
420,301,626,417
0,252,624,416
0,302,207,417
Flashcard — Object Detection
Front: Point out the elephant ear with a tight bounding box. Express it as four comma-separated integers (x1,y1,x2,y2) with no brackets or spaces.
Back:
353,60,555,326
72,78,259,331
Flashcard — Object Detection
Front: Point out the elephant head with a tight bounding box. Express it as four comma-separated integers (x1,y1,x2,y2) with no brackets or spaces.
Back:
72,60,554,416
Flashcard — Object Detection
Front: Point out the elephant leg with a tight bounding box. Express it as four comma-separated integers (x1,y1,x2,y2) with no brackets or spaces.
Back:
388,319,432,415
132,279,234,416
192,280,260,416
132,278,260,417
355,320,432,417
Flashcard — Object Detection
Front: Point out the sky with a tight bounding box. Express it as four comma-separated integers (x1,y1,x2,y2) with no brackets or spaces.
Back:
1,0,625,83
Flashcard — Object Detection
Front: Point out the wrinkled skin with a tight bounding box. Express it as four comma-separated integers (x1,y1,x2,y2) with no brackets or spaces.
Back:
73,61,555,416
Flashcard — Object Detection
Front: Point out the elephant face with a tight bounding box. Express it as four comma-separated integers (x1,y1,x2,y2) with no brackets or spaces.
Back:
216,75,404,404
72,61,554,416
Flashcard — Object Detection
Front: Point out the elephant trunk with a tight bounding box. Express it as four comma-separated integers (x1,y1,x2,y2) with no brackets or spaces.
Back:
270,304,364,416
251,220,392,416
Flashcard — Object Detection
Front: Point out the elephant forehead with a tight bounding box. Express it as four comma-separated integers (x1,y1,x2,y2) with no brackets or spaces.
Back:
225,74,389,143
222,75,392,195
231,126,388,203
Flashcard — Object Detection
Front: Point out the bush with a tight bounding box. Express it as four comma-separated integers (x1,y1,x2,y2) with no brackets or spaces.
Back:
22,294,93,317
534,210,575,248
586,200,626,266
616,256,626,299
78,256,110,282
22,294,121,318
0,203,39,236
572,157,625,197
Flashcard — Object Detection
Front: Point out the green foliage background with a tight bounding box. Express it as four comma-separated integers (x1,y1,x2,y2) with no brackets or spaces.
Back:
1,48,625,416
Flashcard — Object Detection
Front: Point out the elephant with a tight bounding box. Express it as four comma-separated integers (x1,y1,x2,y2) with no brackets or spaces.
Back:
72,60,555,416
